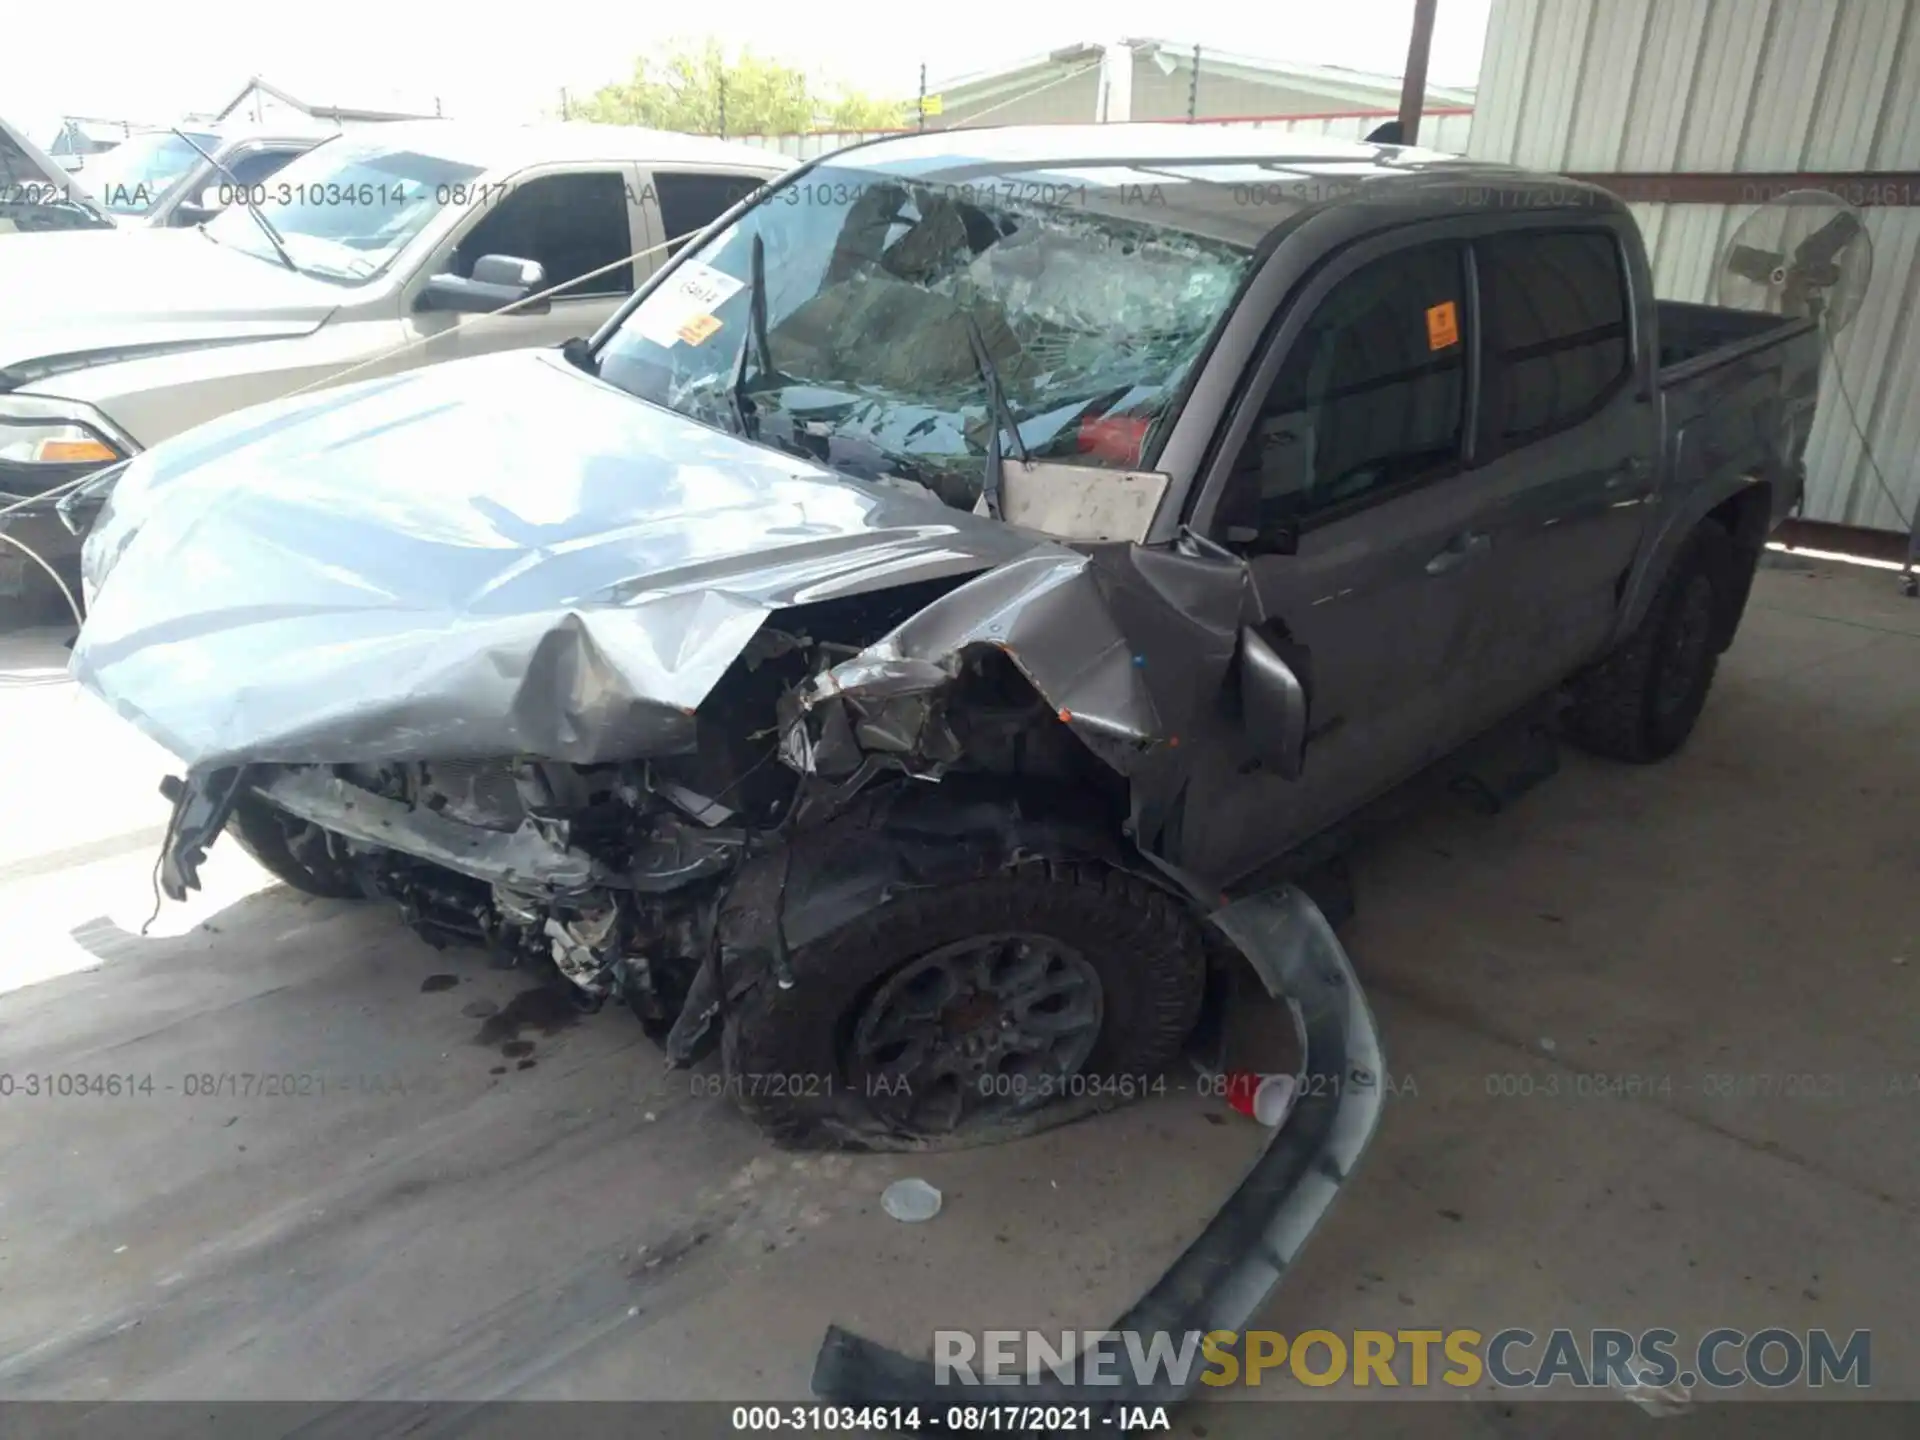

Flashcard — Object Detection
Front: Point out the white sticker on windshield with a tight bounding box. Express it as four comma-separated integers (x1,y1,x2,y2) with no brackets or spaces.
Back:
634,260,745,348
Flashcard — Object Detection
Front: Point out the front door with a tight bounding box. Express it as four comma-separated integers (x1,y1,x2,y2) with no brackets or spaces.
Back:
1181,236,1508,880
411,168,642,361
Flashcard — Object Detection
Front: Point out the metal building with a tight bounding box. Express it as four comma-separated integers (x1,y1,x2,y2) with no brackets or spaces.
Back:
1467,0,1920,537
919,40,1472,129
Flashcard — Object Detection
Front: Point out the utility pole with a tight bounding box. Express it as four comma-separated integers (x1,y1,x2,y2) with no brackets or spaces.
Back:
1187,44,1200,121
918,62,927,132
718,73,728,138
1396,0,1439,146
560,87,570,120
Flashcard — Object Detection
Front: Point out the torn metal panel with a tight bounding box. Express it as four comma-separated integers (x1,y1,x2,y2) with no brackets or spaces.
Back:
811,882,1385,1406
795,550,1156,769
68,350,1045,771
791,533,1251,892
252,767,608,893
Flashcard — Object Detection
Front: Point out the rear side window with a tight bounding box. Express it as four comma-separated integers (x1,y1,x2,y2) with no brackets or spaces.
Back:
454,171,634,297
1475,230,1630,449
652,171,762,256
1236,241,1468,527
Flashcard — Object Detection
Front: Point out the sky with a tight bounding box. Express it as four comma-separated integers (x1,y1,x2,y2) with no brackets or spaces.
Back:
8,0,1494,145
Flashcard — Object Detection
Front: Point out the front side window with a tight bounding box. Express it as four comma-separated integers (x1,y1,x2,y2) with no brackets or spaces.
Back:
1235,242,1468,530
451,172,634,297
1476,229,1630,449
202,138,483,283
83,131,217,215
597,165,1254,512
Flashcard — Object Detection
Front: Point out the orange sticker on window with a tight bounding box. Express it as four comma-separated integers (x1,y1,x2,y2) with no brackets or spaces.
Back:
676,313,723,345
1426,300,1459,351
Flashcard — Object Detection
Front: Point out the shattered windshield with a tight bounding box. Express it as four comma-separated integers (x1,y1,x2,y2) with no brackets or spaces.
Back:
597,165,1254,511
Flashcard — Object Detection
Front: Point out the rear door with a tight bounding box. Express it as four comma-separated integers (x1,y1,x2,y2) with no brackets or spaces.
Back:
1190,232,1509,871
1464,224,1653,710
410,167,643,359
631,166,774,282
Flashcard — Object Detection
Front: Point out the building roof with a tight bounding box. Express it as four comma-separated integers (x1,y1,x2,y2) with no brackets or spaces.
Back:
51,117,141,151
213,77,442,126
933,38,1475,114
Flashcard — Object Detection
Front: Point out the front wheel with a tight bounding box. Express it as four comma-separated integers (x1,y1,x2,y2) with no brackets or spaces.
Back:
1565,522,1738,763
720,863,1206,1149
226,794,369,899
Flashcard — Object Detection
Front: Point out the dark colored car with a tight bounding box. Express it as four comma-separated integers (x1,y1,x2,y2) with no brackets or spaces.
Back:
76,125,1817,1152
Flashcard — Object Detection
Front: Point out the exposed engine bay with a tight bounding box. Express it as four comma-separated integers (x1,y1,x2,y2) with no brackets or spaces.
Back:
166,577,1135,1100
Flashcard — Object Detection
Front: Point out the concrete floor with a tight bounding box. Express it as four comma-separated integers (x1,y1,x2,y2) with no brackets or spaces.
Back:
0,556,1914,1432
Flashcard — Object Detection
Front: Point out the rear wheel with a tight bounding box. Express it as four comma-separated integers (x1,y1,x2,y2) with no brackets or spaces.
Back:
1566,523,1738,763
226,794,368,899
721,862,1205,1149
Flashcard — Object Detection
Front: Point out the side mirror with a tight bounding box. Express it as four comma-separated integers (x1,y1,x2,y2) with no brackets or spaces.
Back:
1238,623,1308,780
415,254,551,315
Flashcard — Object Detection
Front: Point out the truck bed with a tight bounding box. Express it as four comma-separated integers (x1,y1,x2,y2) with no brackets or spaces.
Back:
1652,299,1822,533
1656,300,1809,382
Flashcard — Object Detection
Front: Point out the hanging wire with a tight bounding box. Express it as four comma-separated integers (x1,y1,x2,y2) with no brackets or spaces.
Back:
1820,325,1914,536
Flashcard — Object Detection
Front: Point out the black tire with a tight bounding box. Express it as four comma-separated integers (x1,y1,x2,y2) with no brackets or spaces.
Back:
721,862,1205,1149
1565,522,1738,763
226,794,368,899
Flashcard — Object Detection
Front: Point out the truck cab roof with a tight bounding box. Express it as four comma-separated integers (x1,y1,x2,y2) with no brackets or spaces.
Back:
320,120,789,174
827,124,1626,250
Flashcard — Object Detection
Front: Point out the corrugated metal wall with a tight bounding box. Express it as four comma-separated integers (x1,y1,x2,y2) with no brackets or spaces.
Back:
732,110,1474,161
937,68,1105,129
1469,0,1920,533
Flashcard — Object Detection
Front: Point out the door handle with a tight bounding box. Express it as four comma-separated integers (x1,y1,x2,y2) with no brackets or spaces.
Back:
1425,530,1491,576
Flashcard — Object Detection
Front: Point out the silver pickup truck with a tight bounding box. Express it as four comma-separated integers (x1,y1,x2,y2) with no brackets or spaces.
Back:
68,126,1819,1405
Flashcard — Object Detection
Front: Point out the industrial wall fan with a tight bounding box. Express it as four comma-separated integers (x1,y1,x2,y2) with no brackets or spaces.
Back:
1717,189,1874,334
1718,189,1918,596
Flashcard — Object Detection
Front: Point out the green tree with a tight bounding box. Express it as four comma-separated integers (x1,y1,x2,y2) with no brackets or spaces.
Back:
573,39,905,135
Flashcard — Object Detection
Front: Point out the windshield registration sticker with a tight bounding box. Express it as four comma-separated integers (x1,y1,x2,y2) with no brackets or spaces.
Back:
635,260,745,348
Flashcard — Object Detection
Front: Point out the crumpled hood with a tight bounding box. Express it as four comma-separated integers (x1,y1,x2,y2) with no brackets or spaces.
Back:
0,230,336,382
71,349,1051,769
